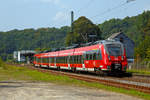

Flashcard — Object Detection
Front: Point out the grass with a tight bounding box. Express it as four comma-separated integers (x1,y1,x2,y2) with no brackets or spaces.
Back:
0,63,150,100
127,69,150,75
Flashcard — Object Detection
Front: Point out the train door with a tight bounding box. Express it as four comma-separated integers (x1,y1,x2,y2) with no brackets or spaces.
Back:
68,56,71,69
49,57,51,67
84,50,99,68
83,52,88,68
82,54,86,70
54,57,56,67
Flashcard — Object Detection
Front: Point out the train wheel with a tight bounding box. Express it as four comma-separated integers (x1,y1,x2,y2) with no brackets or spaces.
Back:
57,66,60,71
33,64,36,67
96,70,107,76
71,67,76,73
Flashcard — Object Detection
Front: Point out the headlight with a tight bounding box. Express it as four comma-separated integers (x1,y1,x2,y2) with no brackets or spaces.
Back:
100,65,103,68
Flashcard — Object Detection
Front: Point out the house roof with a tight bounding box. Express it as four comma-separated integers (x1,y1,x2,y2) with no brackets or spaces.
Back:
107,32,135,44
108,32,122,39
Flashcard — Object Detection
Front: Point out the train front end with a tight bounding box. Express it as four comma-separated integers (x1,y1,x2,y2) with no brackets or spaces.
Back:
103,41,127,73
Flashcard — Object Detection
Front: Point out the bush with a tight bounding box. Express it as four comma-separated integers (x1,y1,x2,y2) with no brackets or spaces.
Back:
0,58,6,69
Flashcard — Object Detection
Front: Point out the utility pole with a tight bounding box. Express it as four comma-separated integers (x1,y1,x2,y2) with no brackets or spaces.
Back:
70,11,74,45
71,11,74,33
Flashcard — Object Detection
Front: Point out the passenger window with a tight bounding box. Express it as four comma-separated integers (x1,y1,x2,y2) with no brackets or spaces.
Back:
85,54,88,60
93,53,96,60
88,54,90,60
80,55,82,64
90,54,93,60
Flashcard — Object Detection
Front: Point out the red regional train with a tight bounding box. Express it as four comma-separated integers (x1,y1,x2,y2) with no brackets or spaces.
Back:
33,40,128,75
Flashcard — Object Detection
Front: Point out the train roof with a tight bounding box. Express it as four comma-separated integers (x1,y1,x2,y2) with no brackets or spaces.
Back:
34,39,123,57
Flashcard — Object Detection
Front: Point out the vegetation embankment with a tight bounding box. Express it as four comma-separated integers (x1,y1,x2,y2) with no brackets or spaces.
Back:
127,69,150,75
0,61,149,100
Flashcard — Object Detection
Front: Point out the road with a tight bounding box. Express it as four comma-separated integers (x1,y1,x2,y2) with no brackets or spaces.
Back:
0,81,142,100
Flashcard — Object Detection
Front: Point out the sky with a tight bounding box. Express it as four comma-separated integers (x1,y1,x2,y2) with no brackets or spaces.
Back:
0,0,150,31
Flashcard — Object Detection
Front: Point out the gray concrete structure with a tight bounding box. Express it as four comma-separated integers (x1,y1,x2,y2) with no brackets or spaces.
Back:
107,32,135,59
13,50,37,64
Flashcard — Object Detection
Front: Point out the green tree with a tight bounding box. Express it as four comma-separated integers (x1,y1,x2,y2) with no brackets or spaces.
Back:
146,48,150,60
134,19,150,60
0,27,70,61
65,16,102,46
98,11,150,46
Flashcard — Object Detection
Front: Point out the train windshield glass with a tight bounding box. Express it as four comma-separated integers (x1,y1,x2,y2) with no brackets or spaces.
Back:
106,44,123,56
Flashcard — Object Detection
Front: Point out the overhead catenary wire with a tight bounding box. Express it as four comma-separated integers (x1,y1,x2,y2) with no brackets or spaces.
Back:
96,0,135,23
53,0,136,28
76,0,95,14
90,0,131,19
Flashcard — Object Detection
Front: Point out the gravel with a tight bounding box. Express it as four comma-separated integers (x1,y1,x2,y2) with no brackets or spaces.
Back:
0,81,143,100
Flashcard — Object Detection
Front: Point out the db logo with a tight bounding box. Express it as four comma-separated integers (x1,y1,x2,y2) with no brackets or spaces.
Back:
115,57,118,60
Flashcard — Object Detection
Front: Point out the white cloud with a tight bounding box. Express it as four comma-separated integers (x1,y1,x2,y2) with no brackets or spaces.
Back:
53,11,69,23
40,0,60,5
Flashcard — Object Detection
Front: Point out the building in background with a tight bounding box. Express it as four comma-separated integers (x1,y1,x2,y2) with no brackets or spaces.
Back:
13,50,37,64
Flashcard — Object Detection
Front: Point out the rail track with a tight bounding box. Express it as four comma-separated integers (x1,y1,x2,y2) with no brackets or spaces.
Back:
27,66,150,94
9,64,150,94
